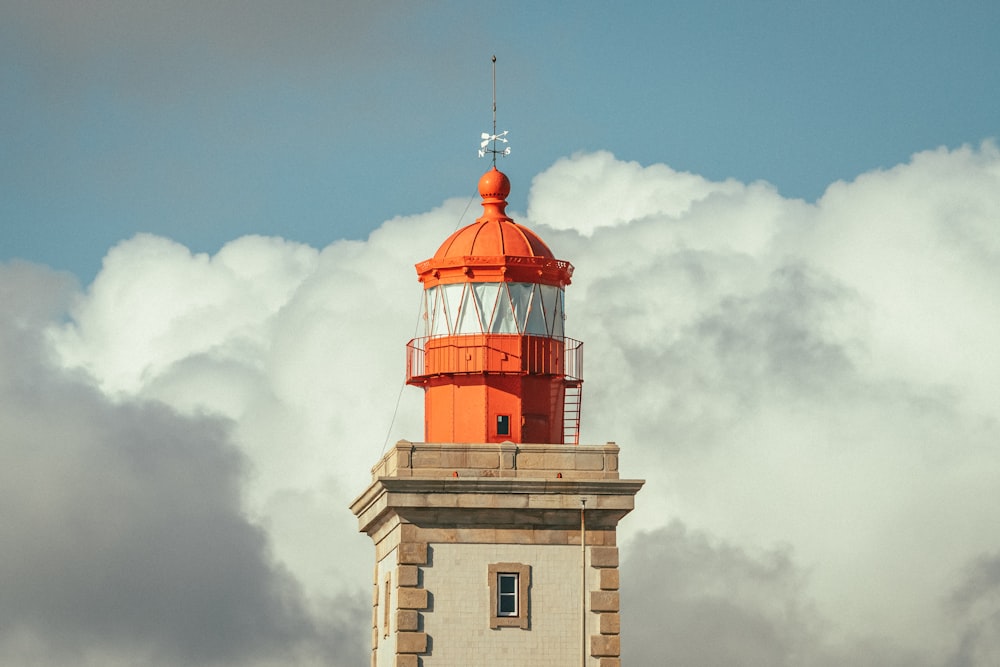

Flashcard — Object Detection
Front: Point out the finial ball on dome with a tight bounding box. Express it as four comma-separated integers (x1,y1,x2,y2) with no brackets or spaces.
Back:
479,167,511,199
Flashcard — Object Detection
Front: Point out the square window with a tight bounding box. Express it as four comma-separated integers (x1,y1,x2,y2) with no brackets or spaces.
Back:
496,415,510,436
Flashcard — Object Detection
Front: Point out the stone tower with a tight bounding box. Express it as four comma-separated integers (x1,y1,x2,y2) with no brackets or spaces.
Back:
351,167,643,667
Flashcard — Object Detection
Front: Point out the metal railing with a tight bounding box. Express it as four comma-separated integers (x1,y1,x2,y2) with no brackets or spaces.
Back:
407,334,583,383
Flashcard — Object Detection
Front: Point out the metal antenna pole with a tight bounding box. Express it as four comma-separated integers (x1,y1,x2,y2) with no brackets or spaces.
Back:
477,55,509,163
492,54,497,167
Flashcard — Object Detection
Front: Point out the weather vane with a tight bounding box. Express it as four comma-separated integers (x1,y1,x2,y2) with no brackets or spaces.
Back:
479,55,510,165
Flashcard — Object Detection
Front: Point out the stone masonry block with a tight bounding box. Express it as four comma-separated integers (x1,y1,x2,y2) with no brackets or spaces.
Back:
590,546,619,568
396,609,419,632
454,493,493,508
396,631,428,654
439,449,468,468
398,542,428,565
535,529,570,545
410,450,440,468
454,527,493,543
600,612,621,635
544,451,576,469
527,494,565,509
585,530,614,547
596,530,617,546
599,568,619,590
576,452,606,470
397,565,419,587
590,591,620,612
495,527,535,545
414,527,455,544
468,451,499,469
397,588,429,610
394,449,411,470
591,634,621,657
517,452,544,469
395,654,419,667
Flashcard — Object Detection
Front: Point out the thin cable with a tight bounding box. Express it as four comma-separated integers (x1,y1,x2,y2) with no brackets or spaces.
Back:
379,292,423,457
454,186,478,232
379,186,479,456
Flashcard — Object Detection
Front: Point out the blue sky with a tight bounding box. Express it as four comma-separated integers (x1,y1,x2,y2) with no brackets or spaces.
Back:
3,1,998,281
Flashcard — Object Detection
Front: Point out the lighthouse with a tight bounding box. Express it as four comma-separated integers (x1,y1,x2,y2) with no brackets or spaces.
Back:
351,165,643,667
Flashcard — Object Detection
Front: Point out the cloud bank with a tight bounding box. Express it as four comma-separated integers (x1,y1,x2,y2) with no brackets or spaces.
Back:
0,262,365,667
3,144,999,665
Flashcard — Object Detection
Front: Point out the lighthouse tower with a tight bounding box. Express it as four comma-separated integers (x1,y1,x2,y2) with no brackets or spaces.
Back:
351,166,643,667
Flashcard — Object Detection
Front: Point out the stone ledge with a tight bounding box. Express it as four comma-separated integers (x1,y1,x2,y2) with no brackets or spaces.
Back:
408,525,617,547
352,478,643,536
370,440,625,480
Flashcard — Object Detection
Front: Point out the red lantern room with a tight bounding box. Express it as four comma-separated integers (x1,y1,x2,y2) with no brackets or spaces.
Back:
406,167,583,444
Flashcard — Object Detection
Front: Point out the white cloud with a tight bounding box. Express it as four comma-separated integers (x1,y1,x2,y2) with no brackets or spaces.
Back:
0,261,365,667
5,143,1000,664
528,150,748,236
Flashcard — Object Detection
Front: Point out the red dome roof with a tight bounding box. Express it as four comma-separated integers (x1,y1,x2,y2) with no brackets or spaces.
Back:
432,219,555,261
416,168,573,288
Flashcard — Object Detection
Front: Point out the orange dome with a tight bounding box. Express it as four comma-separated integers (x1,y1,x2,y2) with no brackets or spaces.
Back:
415,168,573,288
432,219,554,261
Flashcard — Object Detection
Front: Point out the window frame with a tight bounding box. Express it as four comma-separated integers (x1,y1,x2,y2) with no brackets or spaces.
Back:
496,414,511,437
488,562,531,629
497,573,518,616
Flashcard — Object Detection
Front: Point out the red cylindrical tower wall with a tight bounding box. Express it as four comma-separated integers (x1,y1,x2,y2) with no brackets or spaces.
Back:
420,374,564,444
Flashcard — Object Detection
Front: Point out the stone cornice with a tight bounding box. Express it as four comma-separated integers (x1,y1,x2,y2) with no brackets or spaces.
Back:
351,476,644,537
